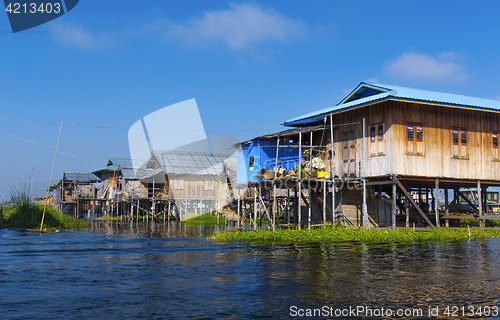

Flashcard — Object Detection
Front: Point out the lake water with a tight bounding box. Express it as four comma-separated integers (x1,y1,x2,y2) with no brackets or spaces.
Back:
1,221,500,319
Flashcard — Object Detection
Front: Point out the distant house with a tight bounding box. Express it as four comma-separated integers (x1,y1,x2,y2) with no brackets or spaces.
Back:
148,151,236,218
53,172,101,215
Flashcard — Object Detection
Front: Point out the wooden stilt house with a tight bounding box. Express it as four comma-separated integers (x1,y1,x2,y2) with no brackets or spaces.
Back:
280,82,500,227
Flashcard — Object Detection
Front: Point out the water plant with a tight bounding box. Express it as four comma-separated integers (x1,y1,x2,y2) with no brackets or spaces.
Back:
209,225,500,244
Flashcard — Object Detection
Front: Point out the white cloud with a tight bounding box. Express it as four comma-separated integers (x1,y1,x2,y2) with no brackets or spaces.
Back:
383,52,467,82
162,3,309,50
50,22,119,49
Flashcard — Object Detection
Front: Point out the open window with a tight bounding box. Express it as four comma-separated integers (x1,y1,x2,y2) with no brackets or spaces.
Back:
452,128,468,159
406,123,424,155
369,123,385,156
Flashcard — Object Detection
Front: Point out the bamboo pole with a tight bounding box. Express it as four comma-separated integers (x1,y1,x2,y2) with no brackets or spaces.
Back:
298,129,302,230
40,121,63,232
330,114,335,224
362,118,368,227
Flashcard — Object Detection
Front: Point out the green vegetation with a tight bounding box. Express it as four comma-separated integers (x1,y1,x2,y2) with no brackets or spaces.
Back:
2,205,89,231
209,225,500,243
460,219,500,227
2,183,88,231
182,214,225,225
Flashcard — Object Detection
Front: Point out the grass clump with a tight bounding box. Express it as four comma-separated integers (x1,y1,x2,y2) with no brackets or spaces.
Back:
209,225,500,244
3,205,89,231
182,214,225,225
2,183,88,231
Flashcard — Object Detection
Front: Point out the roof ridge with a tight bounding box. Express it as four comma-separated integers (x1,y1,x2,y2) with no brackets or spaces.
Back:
369,82,500,103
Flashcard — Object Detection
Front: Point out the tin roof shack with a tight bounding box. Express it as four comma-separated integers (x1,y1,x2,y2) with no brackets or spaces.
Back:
150,151,237,220
53,172,101,216
92,158,163,217
281,82,500,228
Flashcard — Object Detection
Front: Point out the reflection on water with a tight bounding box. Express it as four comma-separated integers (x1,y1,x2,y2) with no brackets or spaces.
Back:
1,221,500,319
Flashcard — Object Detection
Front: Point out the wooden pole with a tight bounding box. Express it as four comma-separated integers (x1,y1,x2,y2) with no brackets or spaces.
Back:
253,186,257,230
478,180,484,228
308,131,312,229
237,189,241,228
40,121,63,232
435,178,440,228
445,188,449,227
405,198,410,228
323,179,326,223
392,182,396,229
362,118,368,227
298,129,302,230
330,114,335,224
287,188,290,225
273,137,279,232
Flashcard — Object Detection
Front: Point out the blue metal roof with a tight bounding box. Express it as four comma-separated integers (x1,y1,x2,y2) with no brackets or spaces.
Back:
283,82,500,126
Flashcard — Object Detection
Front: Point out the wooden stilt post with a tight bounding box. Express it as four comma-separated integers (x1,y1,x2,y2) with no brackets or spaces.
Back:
298,129,302,230
237,189,241,228
435,178,440,228
323,179,326,223
392,181,397,229
308,185,311,229
287,188,290,225
253,186,257,230
308,131,312,229
293,187,297,224
444,188,449,227
478,180,484,228
330,114,335,225
362,118,368,227
406,198,410,228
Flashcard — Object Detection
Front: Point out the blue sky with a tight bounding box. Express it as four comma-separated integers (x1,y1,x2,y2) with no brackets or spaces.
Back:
1,0,500,198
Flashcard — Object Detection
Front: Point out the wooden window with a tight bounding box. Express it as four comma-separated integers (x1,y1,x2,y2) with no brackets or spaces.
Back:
493,133,499,160
406,123,424,155
452,128,468,159
369,123,385,156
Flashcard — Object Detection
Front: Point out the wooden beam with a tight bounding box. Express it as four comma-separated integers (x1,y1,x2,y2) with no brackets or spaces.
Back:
394,176,435,228
456,189,478,211
366,180,395,186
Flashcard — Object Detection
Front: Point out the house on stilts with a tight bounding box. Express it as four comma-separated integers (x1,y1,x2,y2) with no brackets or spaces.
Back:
238,82,500,228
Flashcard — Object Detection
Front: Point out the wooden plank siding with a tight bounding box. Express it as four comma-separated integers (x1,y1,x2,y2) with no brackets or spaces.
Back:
329,100,500,181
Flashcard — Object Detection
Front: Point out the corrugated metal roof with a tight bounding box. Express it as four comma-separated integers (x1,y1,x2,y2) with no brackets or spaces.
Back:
92,158,149,180
63,172,101,183
283,82,500,126
157,151,227,176
238,124,323,146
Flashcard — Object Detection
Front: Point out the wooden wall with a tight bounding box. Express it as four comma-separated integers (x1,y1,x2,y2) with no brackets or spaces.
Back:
392,101,500,180
328,100,500,181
